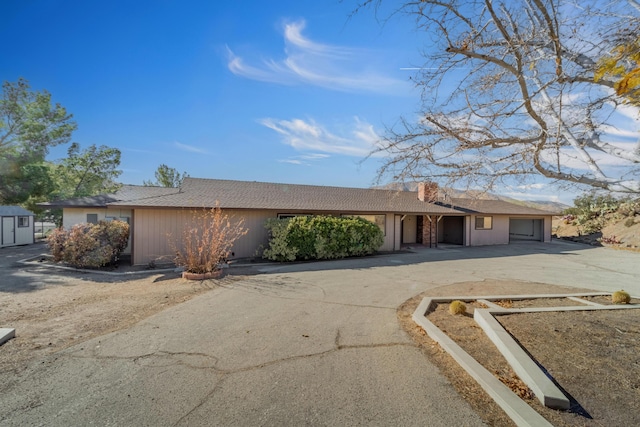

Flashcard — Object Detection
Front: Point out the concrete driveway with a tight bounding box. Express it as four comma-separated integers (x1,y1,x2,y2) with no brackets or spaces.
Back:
1,240,638,426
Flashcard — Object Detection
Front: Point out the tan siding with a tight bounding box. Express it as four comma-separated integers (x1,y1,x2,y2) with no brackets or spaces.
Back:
132,208,274,265
402,215,417,244
131,209,397,265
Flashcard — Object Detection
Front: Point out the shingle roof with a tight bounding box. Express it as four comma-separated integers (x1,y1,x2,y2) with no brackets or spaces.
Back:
447,198,560,215
45,178,554,216
109,178,464,214
0,206,34,216
39,185,180,208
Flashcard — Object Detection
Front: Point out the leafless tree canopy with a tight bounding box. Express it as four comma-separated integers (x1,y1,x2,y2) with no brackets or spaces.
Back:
367,0,640,194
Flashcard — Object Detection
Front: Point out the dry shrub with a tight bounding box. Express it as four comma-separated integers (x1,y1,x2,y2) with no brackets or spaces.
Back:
449,300,467,315
170,204,248,274
612,290,631,304
47,220,130,268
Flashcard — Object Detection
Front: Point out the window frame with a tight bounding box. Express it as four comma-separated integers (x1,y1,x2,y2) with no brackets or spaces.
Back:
17,216,29,228
475,216,493,230
86,214,98,224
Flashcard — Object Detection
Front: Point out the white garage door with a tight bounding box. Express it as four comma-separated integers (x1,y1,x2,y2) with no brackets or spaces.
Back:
509,218,543,241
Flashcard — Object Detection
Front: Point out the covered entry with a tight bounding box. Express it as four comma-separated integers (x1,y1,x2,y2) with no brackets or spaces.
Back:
438,216,464,245
509,218,543,241
402,215,465,246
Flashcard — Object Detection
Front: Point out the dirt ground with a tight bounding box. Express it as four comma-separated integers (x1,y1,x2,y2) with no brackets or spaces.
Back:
398,280,640,427
0,270,242,375
553,216,640,250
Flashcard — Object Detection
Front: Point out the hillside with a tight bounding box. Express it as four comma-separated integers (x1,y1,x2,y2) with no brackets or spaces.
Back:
553,199,640,251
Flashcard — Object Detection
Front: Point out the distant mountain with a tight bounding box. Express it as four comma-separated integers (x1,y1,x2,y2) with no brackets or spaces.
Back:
373,182,570,213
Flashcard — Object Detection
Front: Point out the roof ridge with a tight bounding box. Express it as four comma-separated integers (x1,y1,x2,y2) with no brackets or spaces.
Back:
183,177,413,195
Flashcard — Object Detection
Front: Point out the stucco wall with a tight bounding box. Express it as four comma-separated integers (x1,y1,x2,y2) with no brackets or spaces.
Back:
467,214,552,246
468,214,510,246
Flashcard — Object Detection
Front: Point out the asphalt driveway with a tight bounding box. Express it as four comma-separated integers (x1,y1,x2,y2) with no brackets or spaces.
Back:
1,240,639,426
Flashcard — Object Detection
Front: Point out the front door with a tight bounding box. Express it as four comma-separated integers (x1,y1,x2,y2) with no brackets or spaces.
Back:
2,216,15,245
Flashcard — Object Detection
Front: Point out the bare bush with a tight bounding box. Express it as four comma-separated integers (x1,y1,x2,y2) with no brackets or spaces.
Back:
170,205,248,274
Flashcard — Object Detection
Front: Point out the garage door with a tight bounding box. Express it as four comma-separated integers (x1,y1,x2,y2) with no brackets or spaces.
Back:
509,218,543,241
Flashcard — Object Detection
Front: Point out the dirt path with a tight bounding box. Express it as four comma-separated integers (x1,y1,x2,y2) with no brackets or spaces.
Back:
398,280,640,426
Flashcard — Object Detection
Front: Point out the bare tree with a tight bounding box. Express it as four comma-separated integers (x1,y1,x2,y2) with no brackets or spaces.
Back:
365,0,640,194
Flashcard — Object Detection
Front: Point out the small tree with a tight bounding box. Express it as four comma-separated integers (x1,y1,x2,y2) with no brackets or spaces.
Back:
170,205,248,274
144,164,188,188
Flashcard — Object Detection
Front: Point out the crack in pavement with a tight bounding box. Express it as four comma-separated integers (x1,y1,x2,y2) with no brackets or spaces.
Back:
54,331,418,426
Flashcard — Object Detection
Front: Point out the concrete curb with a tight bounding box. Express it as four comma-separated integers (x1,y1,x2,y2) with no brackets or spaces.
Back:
474,309,569,409
18,255,180,276
413,293,640,426
0,328,16,346
413,298,553,427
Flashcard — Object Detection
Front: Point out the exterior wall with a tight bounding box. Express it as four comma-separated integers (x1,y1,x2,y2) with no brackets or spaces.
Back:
131,208,273,265
543,216,552,242
402,215,417,244
381,213,394,251
15,216,34,245
62,208,133,254
1,215,34,247
62,208,133,229
467,215,553,245
131,209,397,265
509,216,553,242
468,214,510,246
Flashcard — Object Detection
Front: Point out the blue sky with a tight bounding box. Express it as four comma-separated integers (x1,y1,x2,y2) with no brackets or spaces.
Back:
4,0,631,204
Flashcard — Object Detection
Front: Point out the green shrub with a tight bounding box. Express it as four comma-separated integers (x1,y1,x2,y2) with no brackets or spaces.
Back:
624,218,635,228
564,194,624,234
47,220,130,268
263,215,384,262
449,300,467,315
612,290,631,304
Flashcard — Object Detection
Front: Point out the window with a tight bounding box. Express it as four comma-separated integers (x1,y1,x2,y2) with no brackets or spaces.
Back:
86,214,98,224
277,214,310,219
343,214,386,235
18,216,29,227
475,216,493,230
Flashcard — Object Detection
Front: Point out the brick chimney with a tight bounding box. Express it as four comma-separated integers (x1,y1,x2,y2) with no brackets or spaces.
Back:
418,182,438,202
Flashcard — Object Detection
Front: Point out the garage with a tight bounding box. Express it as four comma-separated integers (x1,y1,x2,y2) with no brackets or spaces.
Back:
509,218,543,241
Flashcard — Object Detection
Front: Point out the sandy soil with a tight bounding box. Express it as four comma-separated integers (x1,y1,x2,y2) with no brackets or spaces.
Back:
553,216,640,250
398,280,640,426
0,271,240,375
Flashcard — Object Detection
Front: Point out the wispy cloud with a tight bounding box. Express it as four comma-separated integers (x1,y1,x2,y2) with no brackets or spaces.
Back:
227,19,408,94
278,152,331,166
261,116,382,157
278,158,305,165
174,142,208,154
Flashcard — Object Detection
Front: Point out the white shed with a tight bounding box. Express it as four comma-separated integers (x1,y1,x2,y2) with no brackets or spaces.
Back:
0,206,35,247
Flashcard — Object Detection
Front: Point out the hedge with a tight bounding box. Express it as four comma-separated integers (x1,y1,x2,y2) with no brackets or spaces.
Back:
263,215,384,262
